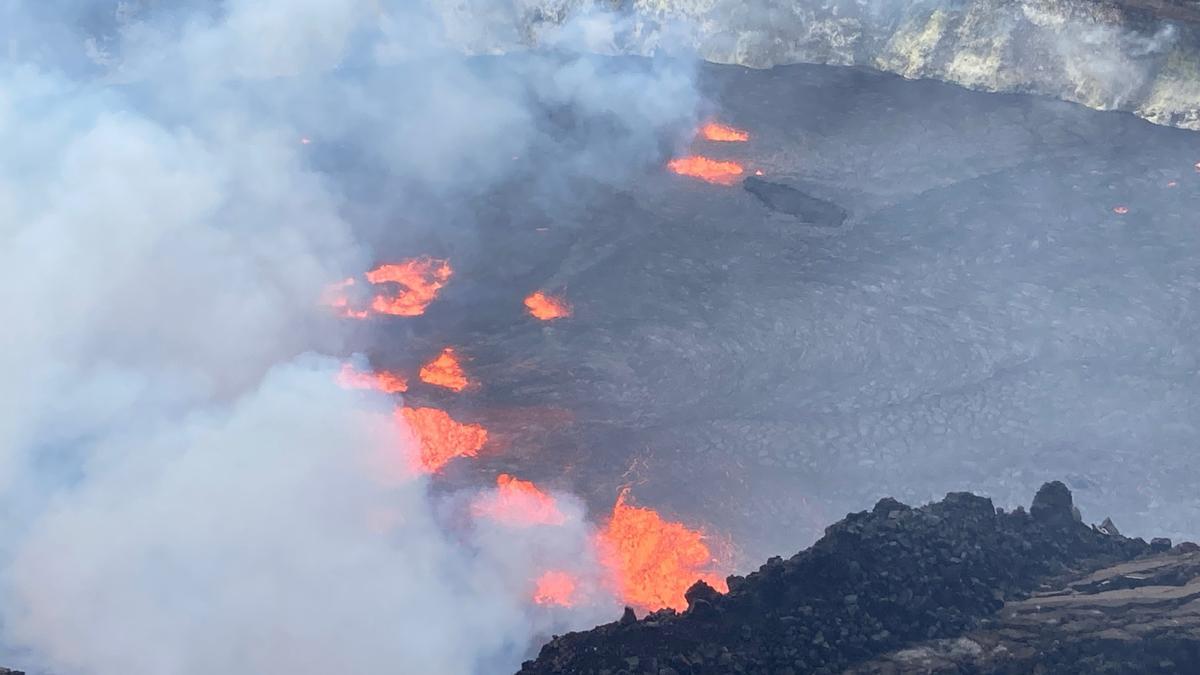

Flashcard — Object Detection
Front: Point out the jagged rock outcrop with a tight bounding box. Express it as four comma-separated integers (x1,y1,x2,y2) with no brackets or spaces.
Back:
445,0,1200,131
518,482,1172,674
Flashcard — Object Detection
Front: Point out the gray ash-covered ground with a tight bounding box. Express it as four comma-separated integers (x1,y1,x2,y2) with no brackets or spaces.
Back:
339,59,1200,564
517,482,1194,674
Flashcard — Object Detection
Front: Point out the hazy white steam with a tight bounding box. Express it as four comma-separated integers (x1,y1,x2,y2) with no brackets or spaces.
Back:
0,1,676,673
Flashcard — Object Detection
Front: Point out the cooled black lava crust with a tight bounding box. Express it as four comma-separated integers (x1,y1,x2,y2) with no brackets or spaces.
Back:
347,60,1200,563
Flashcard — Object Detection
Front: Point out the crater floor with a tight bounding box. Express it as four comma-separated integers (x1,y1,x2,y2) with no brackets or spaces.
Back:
355,61,1200,564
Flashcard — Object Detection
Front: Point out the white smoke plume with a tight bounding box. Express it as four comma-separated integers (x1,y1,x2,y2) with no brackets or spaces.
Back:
0,1,693,673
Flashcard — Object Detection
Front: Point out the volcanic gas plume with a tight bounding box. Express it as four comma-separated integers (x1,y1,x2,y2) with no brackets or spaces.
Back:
667,156,745,185
419,347,471,392
700,122,749,142
397,407,489,474
525,291,572,320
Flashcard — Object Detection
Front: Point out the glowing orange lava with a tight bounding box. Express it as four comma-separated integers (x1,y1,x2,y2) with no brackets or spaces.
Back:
472,474,566,526
397,407,488,474
700,122,749,142
533,570,578,607
367,257,453,316
667,156,744,186
524,291,572,321
322,278,369,319
336,363,408,394
597,490,727,611
1113,205,1130,215
419,347,470,392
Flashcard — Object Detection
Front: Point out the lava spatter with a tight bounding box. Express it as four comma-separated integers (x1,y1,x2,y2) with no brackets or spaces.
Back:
700,122,749,142
397,407,488,474
419,347,470,392
367,257,453,316
597,489,728,611
533,570,578,607
667,156,745,185
472,474,566,526
336,363,408,394
524,291,572,321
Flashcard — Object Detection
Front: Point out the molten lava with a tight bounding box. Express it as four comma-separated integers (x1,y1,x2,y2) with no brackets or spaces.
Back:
322,278,369,319
700,122,749,142
472,474,566,526
419,347,470,392
524,291,572,321
667,156,744,186
598,490,727,611
397,407,488,474
367,257,453,316
336,363,408,394
533,570,578,607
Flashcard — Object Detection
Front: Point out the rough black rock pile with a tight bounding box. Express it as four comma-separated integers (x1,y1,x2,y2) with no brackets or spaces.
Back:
518,482,1163,675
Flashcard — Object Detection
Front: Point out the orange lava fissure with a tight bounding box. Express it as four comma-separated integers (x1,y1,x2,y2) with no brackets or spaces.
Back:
419,347,470,392
397,407,488,474
598,490,727,611
367,257,453,317
667,156,745,186
524,291,572,321
700,122,749,142
533,570,578,607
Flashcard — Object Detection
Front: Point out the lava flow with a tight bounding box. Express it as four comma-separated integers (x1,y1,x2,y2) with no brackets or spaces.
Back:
337,363,408,393
367,257,453,316
700,122,749,142
472,474,566,526
598,489,728,611
397,407,488,473
667,156,745,186
419,347,470,392
524,291,572,321
533,570,578,607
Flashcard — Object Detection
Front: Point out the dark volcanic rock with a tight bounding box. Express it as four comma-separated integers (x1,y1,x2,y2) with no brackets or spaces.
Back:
742,176,847,226
1030,480,1075,525
518,482,1152,675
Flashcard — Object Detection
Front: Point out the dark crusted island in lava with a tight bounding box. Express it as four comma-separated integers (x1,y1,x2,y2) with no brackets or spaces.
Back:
518,482,1200,674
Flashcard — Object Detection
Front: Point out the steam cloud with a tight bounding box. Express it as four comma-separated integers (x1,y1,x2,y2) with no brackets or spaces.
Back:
0,1,690,672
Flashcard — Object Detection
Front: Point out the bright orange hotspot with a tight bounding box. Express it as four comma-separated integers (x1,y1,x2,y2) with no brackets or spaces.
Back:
533,570,578,607
667,156,744,186
336,363,408,394
397,407,488,473
322,278,369,319
524,291,572,321
700,122,749,142
472,474,566,526
367,257,453,316
419,347,470,392
597,489,727,611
